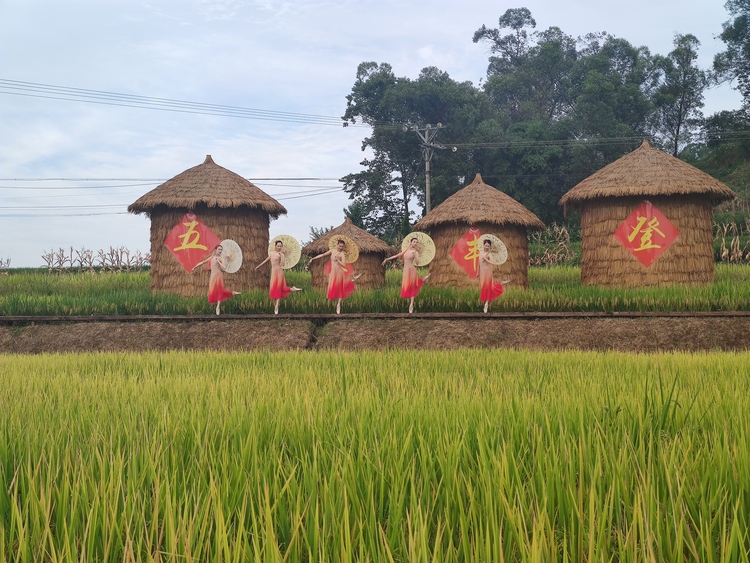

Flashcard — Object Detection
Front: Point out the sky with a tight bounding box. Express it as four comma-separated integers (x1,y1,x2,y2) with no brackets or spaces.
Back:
1,0,743,267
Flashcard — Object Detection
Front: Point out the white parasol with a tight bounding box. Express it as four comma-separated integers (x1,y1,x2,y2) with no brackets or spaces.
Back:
219,239,243,273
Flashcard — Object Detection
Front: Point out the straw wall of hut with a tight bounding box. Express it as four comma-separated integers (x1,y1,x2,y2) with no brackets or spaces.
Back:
147,205,271,296
427,221,532,289
302,218,393,291
129,155,286,297
560,141,736,287
414,174,545,290
577,196,714,286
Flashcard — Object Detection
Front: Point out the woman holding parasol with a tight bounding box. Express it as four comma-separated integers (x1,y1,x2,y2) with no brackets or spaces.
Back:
382,232,433,313
478,235,510,313
191,240,242,315
255,236,302,314
306,235,361,314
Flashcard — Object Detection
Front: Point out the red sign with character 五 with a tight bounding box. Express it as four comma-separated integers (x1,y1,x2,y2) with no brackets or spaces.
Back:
164,212,221,271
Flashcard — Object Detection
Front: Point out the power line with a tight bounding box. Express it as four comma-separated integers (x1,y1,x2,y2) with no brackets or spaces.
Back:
0,79,363,127
0,177,343,181
0,212,131,218
0,185,347,215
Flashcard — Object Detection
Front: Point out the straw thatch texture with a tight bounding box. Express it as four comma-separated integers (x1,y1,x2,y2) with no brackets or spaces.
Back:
148,206,272,296
128,155,287,217
579,196,715,286
560,140,736,211
414,173,544,289
302,218,393,291
427,222,531,289
415,173,547,231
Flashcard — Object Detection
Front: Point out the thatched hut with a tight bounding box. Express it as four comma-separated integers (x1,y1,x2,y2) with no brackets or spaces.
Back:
128,155,287,296
413,173,545,289
559,140,736,286
302,217,393,291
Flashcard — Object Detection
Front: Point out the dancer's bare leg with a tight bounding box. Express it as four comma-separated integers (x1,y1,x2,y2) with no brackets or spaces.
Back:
483,301,489,314
274,299,280,315
336,299,342,315
409,297,414,314
216,302,221,315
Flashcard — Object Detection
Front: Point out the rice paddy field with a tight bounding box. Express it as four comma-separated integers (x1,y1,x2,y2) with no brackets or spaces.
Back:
2,349,749,562
2,264,750,315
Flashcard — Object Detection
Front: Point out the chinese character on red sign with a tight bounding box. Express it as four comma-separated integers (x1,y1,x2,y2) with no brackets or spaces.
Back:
613,201,678,267
164,212,221,271
449,227,483,278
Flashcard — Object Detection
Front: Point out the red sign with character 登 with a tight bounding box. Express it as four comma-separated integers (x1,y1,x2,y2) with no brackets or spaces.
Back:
613,201,678,267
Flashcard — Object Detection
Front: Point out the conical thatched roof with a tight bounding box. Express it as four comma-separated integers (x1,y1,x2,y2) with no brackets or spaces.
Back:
414,173,545,231
559,140,736,209
302,217,393,255
128,155,287,218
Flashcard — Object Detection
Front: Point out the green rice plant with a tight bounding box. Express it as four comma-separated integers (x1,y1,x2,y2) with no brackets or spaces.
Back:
1,349,749,561
2,264,750,316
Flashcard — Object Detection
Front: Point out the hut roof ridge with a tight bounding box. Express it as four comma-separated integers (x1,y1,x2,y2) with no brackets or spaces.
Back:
302,217,393,255
128,155,287,218
414,173,545,231
559,140,736,207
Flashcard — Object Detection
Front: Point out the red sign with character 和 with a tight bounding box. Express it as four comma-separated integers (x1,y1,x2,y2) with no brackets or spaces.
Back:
449,227,483,278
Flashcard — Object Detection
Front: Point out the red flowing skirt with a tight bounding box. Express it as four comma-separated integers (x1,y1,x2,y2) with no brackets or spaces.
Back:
325,261,355,300
208,272,234,303
400,264,424,298
269,268,292,299
479,268,504,302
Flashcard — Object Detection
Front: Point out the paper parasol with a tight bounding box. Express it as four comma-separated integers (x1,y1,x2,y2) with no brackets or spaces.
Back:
219,239,243,273
328,234,359,263
401,231,436,266
480,234,508,265
268,235,301,269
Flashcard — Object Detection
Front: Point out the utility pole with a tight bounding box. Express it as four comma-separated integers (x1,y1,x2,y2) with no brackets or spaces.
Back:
404,123,444,213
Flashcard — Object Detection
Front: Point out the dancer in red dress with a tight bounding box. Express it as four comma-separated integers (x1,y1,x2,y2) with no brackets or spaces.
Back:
478,238,509,313
307,238,360,314
382,237,430,313
191,244,241,315
255,239,301,314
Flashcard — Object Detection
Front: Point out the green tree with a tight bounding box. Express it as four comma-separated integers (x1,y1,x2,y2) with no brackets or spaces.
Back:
341,63,490,240
651,34,708,156
714,0,750,106
473,8,537,76
474,20,655,224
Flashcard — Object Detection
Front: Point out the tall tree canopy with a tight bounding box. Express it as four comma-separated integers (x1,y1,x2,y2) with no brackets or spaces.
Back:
714,0,750,107
651,34,708,156
340,7,732,239
341,63,490,240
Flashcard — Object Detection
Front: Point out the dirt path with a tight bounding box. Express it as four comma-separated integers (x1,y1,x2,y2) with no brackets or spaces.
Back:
2,317,748,353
